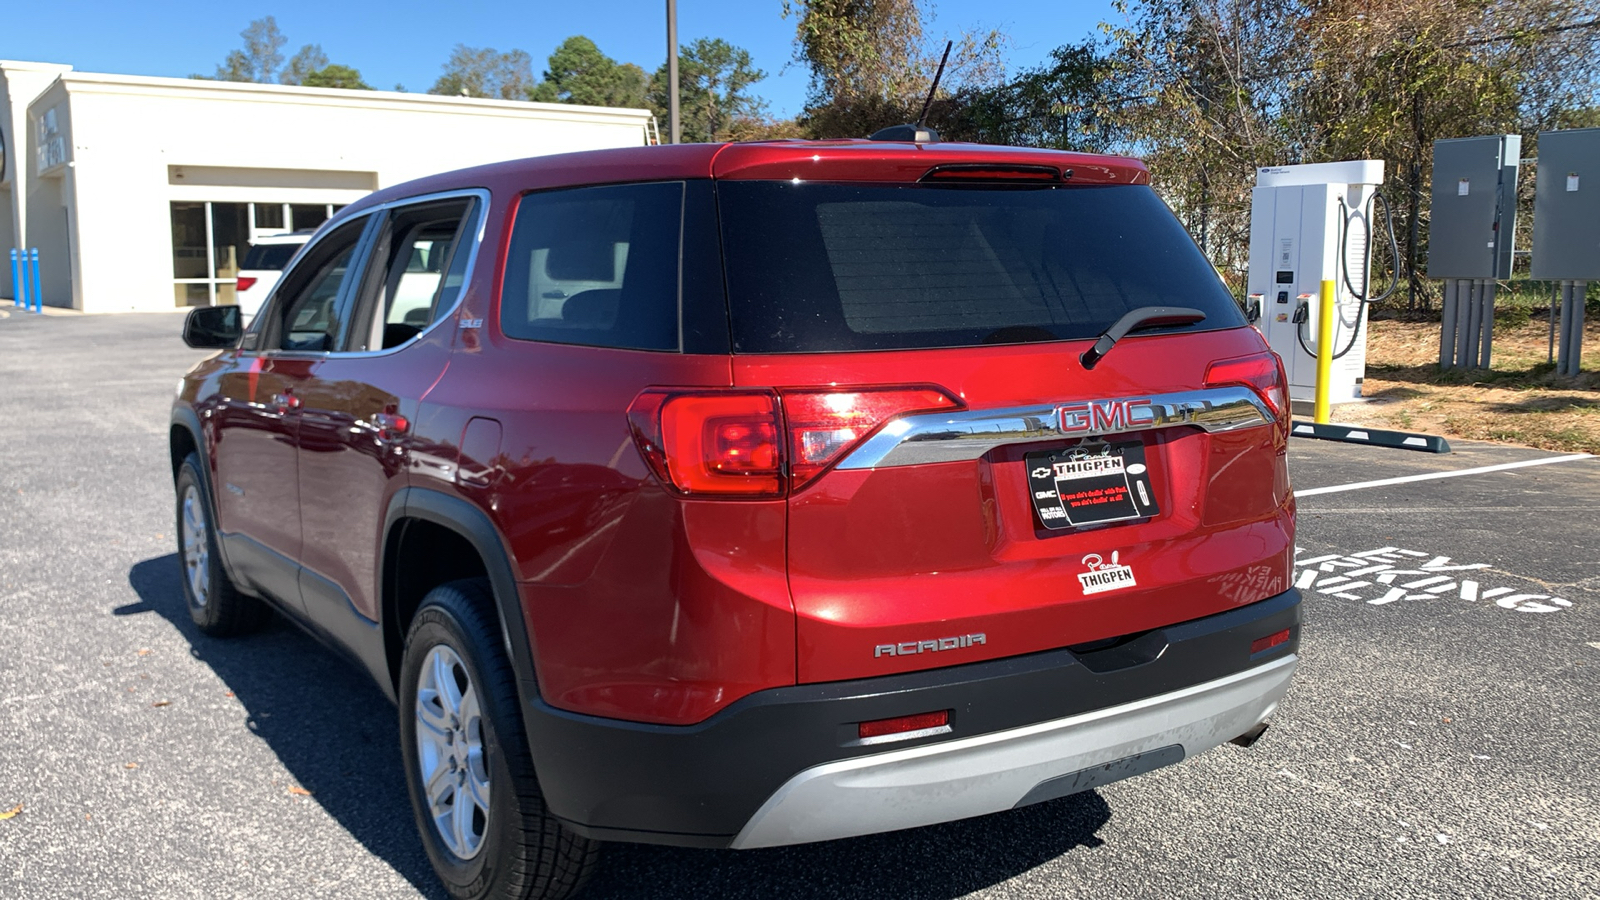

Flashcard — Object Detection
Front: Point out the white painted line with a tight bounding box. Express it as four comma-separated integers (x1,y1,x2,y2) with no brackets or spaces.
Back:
1296,453,1594,497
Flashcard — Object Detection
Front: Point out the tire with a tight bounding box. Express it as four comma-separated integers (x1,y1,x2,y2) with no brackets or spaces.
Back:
399,578,600,900
175,453,270,636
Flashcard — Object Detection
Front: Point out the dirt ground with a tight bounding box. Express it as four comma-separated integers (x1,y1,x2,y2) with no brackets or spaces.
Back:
1325,313,1600,454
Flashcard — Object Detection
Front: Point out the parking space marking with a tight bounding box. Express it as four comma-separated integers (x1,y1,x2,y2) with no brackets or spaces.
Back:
1295,546,1574,613
1296,453,1593,497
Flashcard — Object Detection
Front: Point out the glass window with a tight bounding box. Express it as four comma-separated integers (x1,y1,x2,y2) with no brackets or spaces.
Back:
170,202,208,280
500,182,681,351
212,202,249,280
355,198,475,351
291,204,329,232
242,243,301,271
254,202,285,230
273,218,368,352
173,282,210,308
717,182,1243,353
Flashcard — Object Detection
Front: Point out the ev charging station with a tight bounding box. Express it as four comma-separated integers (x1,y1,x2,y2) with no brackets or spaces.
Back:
1246,160,1390,404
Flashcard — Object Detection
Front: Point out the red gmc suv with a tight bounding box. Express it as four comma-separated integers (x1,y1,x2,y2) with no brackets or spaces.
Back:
173,139,1300,900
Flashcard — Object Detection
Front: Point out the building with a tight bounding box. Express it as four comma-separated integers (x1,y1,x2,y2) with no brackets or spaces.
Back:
0,60,653,313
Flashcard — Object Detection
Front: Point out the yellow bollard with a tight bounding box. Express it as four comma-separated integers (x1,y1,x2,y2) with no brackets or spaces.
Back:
1314,279,1335,424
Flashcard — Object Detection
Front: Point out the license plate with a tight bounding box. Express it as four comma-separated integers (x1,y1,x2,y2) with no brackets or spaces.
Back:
1026,441,1159,530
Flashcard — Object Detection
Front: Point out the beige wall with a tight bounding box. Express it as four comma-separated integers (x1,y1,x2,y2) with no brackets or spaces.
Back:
0,61,72,300
6,66,651,313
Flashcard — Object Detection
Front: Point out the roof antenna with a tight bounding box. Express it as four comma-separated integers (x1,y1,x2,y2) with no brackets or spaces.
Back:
917,41,953,130
869,40,952,144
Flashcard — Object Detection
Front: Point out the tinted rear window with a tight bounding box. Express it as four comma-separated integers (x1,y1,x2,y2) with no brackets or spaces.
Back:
500,182,682,351
717,182,1242,353
242,242,300,271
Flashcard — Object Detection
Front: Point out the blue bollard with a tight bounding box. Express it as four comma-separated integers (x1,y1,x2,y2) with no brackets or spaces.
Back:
28,248,42,313
15,248,29,311
9,249,18,308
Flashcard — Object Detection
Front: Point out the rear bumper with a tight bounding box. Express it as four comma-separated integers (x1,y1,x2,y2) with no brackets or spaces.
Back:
522,588,1301,848
733,653,1295,847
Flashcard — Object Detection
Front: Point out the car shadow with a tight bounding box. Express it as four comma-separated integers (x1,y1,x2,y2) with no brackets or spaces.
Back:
584,793,1112,899
126,554,448,899
128,554,1113,900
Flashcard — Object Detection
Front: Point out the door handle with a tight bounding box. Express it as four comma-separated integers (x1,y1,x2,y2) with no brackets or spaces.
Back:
271,392,301,412
371,412,410,442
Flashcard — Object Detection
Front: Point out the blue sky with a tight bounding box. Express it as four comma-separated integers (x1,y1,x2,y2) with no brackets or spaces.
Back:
0,0,1115,117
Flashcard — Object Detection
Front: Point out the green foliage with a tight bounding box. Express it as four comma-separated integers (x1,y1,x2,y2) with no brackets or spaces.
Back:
782,0,1006,138
303,65,372,90
212,16,287,83
430,45,534,100
529,36,649,108
943,42,1111,151
280,44,329,86
649,38,768,142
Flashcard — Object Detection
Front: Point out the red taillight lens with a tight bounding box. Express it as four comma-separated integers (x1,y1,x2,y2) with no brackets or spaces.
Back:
628,386,962,497
1250,628,1291,654
630,392,784,496
921,164,1061,182
858,710,950,740
236,277,258,291
1205,351,1289,421
781,387,961,489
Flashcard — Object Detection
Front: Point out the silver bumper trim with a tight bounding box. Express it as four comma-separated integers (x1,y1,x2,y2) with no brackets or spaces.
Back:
730,654,1298,849
836,386,1273,471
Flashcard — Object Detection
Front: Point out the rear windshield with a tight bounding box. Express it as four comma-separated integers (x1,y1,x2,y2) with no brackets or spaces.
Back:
717,182,1242,353
242,243,300,271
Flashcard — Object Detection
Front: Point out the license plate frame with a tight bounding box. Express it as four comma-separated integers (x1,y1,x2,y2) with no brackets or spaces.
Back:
1025,440,1159,530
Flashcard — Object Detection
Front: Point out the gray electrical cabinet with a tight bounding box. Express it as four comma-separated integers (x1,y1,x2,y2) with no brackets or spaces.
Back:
1428,135,1521,279
1531,128,1600,280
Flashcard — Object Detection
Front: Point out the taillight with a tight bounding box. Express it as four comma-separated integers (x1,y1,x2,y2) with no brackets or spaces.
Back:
1205,352,1289,422
236,277,258,291
627,386,962,497
780,387,960,489
629,391,784,497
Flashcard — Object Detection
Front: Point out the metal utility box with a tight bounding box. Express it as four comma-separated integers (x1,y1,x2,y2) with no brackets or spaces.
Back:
1531,127,1600,280
1428,135,1520,279
1247,160,1385,403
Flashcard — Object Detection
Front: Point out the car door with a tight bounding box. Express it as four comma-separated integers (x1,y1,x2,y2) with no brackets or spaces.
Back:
285,193,482,663
209,215,374,609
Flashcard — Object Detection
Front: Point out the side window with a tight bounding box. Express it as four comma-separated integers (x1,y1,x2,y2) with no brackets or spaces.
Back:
348,198,477,352
500,182,682,351
271,217,369,352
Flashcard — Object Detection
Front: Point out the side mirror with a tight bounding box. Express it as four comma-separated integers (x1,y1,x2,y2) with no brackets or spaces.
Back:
183,306,242,349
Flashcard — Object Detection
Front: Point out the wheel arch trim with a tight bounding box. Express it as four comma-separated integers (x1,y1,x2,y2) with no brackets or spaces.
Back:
382,487,541,703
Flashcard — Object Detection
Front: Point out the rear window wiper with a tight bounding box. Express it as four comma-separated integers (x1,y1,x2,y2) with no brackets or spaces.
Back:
1080,306,1207,370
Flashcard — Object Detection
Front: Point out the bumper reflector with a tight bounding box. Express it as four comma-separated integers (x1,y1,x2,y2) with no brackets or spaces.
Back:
1250,628,1291,654
858,710,950,742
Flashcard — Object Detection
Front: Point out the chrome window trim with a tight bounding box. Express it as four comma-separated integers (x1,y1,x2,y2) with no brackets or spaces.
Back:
836,386,1274,471
259,187,491,360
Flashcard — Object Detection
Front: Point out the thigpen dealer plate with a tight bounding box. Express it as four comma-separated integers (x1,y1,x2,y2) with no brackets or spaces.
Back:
1025,441,1159,529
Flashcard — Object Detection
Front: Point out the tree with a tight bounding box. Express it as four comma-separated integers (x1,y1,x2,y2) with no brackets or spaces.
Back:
1085,0,1600,300
944,42,1112,152
648,38,768,142
280,44,329,85
529,36,649,108
212,15,288,83
781,0,1006,137
429,45,535,100
303,64,373,90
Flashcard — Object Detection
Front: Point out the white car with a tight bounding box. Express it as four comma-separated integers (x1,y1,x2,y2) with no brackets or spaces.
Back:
234,232,311,323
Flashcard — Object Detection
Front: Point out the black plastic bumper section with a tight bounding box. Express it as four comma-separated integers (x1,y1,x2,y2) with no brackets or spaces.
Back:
520,588,1302,848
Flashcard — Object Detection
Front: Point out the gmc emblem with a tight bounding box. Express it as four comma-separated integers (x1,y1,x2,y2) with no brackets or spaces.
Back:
1058,398,1155,434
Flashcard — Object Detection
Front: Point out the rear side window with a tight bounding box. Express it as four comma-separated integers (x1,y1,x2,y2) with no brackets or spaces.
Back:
500,182,682,351
242,243,300,271
717,182,1243,353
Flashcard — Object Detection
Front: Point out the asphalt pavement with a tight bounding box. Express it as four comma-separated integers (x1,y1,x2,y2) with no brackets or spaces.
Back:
1,310,1595,899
